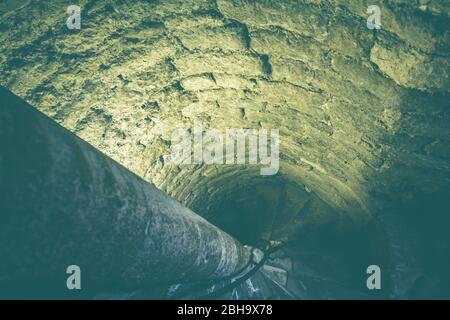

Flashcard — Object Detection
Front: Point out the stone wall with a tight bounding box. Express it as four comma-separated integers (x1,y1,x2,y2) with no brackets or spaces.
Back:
1,0,449,297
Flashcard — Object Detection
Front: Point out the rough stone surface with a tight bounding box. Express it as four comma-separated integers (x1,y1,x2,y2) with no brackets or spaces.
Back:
1,0,449,298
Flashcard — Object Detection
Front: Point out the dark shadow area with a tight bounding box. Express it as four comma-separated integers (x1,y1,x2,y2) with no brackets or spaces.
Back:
192,175,393,298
